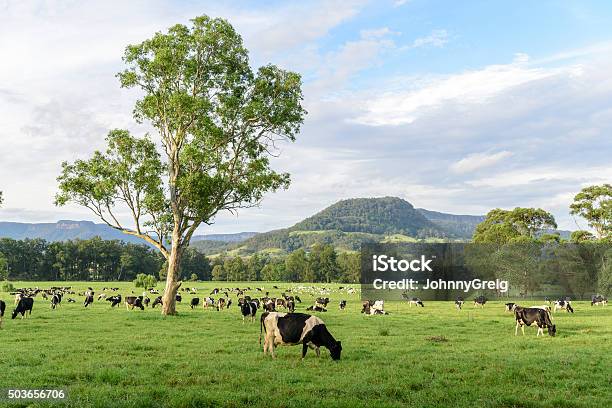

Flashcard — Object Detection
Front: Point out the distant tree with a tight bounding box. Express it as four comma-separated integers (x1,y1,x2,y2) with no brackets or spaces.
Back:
473,208,557,244
285,249,308,281
570,184,612,239
55,16,306,315
337,252,360,283
570,230,596,243
211,264,226,281
134,273,157,288
0,252,8,281
190,273,198,282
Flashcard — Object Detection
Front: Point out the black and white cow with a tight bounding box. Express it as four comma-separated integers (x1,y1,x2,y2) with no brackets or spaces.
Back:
216,298,226,311
12,297,34,319
202,297,214,309
151,296,163,308
67,298,76,303
190,298,200,309
408,297,424,307
553,299,574,313
0,300,5,328
260,312,342,360
505,302,517,312
286,299,295,313
339,300,347,310
591,295,608,306
455,297,464,310
143,296,150,307
107,295,122,307
514,306,556,337
473,296,487,308
83,295,94,308
241,301,258,323
125,296,144,310
50,294,61,309
175,294,182,303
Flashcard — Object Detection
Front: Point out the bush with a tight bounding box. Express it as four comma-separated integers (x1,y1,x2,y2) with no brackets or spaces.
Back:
1,280,15,292
190,273,198,282
133,273,157,288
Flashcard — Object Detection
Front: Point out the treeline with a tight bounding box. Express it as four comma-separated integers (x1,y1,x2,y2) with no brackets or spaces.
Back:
0,237,208,282
0,238,361,283
209,244,360,283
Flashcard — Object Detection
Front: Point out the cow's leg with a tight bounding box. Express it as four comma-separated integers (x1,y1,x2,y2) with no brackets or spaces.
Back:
521,325,525,336
302,342,308,360
515,322,519,336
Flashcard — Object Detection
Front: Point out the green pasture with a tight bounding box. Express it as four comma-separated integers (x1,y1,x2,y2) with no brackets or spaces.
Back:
0,281,610,408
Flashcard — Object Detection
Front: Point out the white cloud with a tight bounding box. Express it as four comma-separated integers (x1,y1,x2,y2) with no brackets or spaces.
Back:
410,29,448,49
451,151,513,173
352,55,577,126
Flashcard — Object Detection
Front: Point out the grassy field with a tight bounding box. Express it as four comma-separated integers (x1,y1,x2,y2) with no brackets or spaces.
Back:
1,281,611,408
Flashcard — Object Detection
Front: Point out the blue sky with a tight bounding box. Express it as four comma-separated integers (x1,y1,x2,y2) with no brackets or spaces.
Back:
0,0,611,233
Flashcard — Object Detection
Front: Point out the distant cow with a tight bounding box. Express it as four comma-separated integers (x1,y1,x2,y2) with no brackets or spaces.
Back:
408,297,424,307
175,295,182,303
306,305,327,312
67,298,76,303
241,301,258,323
553,299,574,313
260,312,342,360
505,302,517,312
339,300,347,310
514,306,556,337
455,297,464,310
50,294,61,309
203,297,214,309
286,300,295,313
151,296,163,308
315,298,330,307
591,295,608,306
12,297,34,319
473,296,487,308
83,295,94,308
143,296,150,307
97,294,107,301
190,298,200,309
0,300,5,328
361,300,386,315
217,298,226,311
125,296,144,310
107,295,122,307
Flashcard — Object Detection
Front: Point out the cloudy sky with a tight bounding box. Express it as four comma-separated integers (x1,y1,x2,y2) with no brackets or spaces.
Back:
1,0,611,234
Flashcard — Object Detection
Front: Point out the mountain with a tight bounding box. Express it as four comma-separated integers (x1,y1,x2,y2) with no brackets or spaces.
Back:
0,220,146,243
191,197,482,255
416,208,485,238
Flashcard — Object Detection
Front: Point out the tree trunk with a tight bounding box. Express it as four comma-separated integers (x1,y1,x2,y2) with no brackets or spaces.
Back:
161,244,182,315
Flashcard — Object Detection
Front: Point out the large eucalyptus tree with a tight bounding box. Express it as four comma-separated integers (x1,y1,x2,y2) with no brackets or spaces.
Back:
56,16,306,315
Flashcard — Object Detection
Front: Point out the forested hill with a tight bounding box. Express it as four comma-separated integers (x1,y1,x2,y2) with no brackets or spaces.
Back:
191,197,485,255
294,197,443,237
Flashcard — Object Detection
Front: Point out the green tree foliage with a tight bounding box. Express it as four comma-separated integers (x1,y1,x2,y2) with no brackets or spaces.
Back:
285,249,309,281
134,273,157,288
473,208,557,244
0,252,8,281
570,184,612,239
55,16,306,315
211,264,226,281
571,230,596,243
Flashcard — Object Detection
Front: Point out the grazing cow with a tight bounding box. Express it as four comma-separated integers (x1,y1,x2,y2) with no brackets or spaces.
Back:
455,297,464,310
107,295,122,307
97,294,107,301
51,294,61,309
0,300,5,328
217,298,226,311
175,295,182,303
306,305,327,312
83,295,94,308
473,296,487,308
143,297,150,307
553,299,574,313
514,306,556,337
260,312,342,360
263,299,276,312
591,295,608,306
241,301,258,323
294,296,302,303
339,300,347,310
286,300,295,313
203,297,214,309
226,299,233,309
152,296,163,308
12,297,34,319
505,302,517,312
315,298,330,307
67,298,76,303
125,296,144,310
190,298,200,309
408,297,424,307
276,298,286,309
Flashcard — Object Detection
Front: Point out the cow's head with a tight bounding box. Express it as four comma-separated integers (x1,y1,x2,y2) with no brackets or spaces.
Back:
11,308,19,319
547,324,556,336
329,340,342,360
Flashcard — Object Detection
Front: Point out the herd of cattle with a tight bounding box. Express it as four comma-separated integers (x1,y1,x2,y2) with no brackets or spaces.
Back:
0,285,609,358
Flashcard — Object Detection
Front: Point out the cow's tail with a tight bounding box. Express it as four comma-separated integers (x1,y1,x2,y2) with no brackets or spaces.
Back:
259,312,269,346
